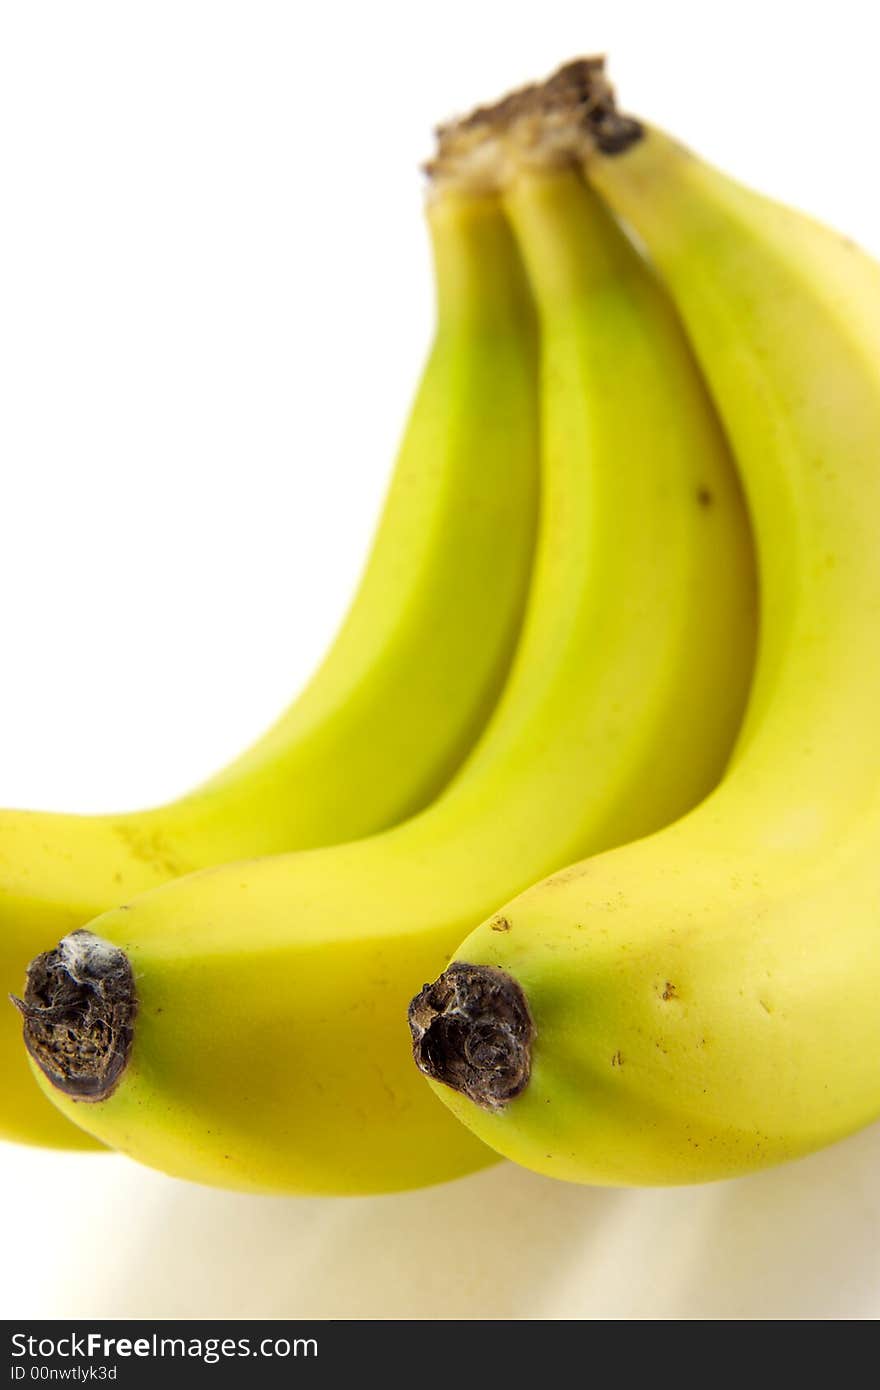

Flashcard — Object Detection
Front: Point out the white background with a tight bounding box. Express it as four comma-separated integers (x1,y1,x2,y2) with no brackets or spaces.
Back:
2,0,879,1321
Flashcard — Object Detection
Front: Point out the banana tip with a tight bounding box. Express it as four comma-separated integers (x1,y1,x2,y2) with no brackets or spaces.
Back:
12,929,136,1102
407,961,534,1111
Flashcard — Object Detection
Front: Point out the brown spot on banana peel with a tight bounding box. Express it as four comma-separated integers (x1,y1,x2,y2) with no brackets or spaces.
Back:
408,962,534,1112
10,930,136,1101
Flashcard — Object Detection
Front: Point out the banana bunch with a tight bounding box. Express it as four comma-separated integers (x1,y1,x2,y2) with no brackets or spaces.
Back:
10,55,878,1196
1,191,541,1149
411,63,880,1184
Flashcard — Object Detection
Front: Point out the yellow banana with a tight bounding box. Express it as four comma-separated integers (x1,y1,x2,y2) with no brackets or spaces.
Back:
18,126,755,1193
413,63,880,1185
1,189,540,1148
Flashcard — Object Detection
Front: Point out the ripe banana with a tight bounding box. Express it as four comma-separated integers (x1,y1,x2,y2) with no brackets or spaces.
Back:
1,188,540,1148
18,128,756,1193
413,62,880,1185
